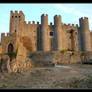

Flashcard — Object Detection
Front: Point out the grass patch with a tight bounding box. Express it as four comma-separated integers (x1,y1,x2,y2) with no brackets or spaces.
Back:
7,48,18,60
60,50,67,54
60,49,73,54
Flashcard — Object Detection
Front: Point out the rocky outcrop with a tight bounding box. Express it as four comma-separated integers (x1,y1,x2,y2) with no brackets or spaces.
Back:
1,50,92,73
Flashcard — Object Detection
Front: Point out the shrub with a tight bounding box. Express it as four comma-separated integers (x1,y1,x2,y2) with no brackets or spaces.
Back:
67,48,74,51
70,29,74,33
60,50,67,54
7,48,18,60
60,49,73,54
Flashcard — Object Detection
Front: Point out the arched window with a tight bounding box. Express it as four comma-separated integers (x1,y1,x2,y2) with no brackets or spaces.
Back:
50,32,54,36
8,43,14,53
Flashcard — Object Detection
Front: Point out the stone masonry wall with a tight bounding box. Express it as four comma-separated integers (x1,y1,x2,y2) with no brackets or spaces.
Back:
27,51,92,67
22,21,38,51
1,33,16,53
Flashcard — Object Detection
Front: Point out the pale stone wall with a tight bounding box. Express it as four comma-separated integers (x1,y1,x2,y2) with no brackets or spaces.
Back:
1,33,16,53
48,24,54,51
22,21,37,51
61,24,79,51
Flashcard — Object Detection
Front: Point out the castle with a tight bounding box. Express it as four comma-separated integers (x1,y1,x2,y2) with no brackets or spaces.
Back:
0,10,92,54
0,10,92,72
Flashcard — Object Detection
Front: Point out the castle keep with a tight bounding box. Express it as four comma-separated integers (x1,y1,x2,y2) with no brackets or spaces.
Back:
0,10,92,54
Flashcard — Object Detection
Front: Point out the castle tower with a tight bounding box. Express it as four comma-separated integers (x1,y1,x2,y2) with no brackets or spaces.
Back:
9,10,25,36
41,14,51,51
79,17,91,51
54,15,63,50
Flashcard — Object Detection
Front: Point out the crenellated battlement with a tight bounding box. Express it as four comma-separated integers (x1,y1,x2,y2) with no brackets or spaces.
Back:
72,24,74,27
63,23,77,29
79,17,88,20
1,33,5,37
1,33,16,38
54,15,61,21
11,10,24,15
24,21,39,25
50,22,53,26
76,24,78,28
79,17,88,23
11,11,14,15
37,22,39,25
28,21,31,24
24,21,27,24
41,14,48,17
7,33,10,36
30,21,39,25
54,15,61,18
10,10,25,19
15,10,18,15
32,21,35,24
19,11,24,16
63,23,66,26
68,23,71,26
84,17,88,19
1,33,9,38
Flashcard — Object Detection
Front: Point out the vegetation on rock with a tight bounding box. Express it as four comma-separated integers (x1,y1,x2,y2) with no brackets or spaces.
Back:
7,48,18,60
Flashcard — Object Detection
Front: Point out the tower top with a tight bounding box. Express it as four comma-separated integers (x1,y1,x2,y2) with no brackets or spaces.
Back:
79,17,88,20
10,10,25,16
41,14,48,17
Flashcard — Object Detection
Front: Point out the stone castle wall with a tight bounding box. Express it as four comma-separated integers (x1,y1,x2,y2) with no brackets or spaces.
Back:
61,23,79,51
22,21,38,51
1,33,17,53
1,10,92,56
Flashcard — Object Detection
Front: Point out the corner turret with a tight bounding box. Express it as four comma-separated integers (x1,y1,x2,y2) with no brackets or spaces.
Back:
79,17,91,51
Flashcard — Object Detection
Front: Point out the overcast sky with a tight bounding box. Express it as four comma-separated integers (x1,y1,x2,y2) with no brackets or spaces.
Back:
0,3,92,36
